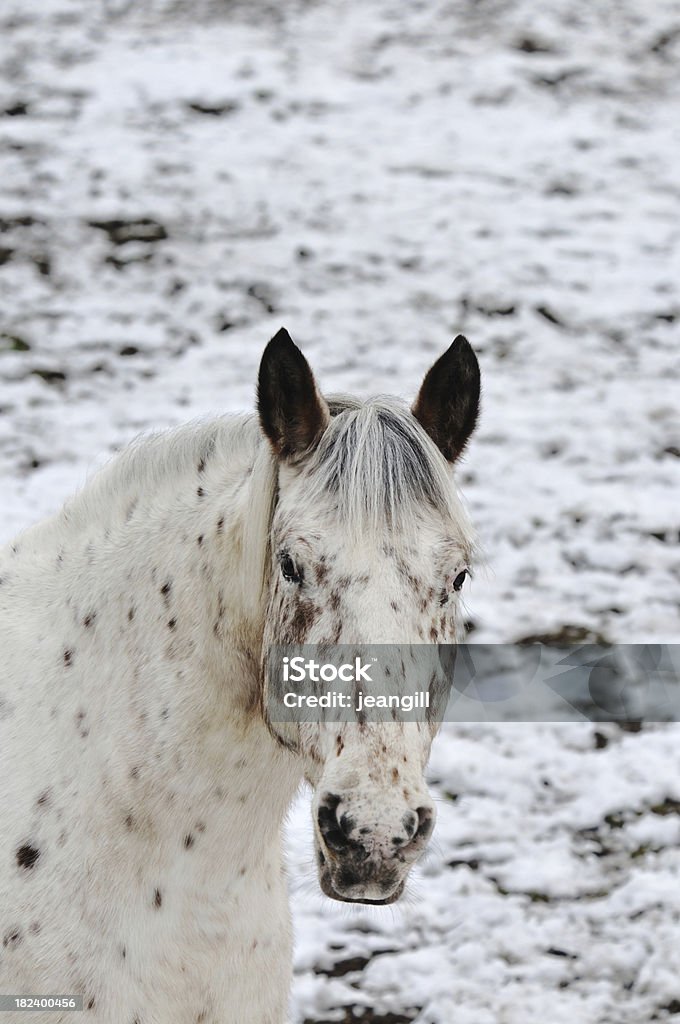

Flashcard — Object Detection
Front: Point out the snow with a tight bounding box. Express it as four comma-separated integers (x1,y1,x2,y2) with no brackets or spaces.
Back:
1,0,679,1020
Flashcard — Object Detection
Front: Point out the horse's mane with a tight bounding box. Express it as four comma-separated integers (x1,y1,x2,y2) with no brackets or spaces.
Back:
306,395,475,556
60,414,262,526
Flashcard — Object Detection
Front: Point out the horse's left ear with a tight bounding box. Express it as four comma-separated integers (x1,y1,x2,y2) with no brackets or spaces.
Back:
257,328,330,461
412,335,481,463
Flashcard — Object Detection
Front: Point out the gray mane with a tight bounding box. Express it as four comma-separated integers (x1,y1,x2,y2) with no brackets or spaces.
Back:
304,395,474,554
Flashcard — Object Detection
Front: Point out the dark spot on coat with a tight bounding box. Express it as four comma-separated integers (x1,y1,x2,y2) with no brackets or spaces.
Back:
16,844,40,869
128,607,135,621
63,649,73,666
287,599,320,642
183,833,194,849
87,998,96,1010
160,581,172,599
36,790,50,807
167,618,176,631
198,458,206,474
83,612,96,628
121,945,127,959
153,888,162,908
216,516,224,532
197,535,204,546
391,767,400,783
314,560,329,584
125,814,134,830
2,928,22,948
197,487,205,498
329,590,341,612
130,766,139,779
336,734,344,756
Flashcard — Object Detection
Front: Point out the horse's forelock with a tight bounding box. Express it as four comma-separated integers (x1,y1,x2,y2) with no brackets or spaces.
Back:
303,396,474,554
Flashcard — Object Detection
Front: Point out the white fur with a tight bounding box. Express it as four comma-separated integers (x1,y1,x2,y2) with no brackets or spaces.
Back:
0,416,298,1024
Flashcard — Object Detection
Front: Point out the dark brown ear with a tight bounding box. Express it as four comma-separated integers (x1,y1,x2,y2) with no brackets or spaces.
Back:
257,328,330,461
412,335,480,462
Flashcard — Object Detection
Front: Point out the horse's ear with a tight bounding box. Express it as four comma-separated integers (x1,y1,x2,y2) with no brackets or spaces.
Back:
257,328,330,461
412,335,480,463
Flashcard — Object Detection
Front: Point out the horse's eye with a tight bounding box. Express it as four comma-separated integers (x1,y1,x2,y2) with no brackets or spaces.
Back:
279,552,303,585
453,569,468,592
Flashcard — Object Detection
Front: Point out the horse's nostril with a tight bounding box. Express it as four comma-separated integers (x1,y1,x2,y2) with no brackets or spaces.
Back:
402,810,419,841
415,805,434,842
399,807,433,850
317,794,350,855
339,811,356,838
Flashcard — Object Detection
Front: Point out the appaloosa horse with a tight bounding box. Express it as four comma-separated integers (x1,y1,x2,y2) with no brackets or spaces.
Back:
0,330,480,1023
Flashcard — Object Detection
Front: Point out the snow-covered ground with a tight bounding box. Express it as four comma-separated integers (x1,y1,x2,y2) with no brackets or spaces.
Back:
1,0,679,1020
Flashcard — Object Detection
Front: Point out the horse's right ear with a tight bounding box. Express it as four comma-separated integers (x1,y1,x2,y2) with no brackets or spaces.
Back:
257,328,330,461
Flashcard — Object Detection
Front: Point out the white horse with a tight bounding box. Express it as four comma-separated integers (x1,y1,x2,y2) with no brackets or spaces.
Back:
0,329,480,1024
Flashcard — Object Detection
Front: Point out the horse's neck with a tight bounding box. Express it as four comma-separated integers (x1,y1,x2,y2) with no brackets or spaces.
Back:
32,420,299,871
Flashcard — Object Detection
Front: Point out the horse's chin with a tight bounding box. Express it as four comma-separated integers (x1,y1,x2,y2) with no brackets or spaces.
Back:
318,868,406,905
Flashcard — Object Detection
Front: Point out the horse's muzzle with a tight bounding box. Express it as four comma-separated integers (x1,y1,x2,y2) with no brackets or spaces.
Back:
314,791,435,904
